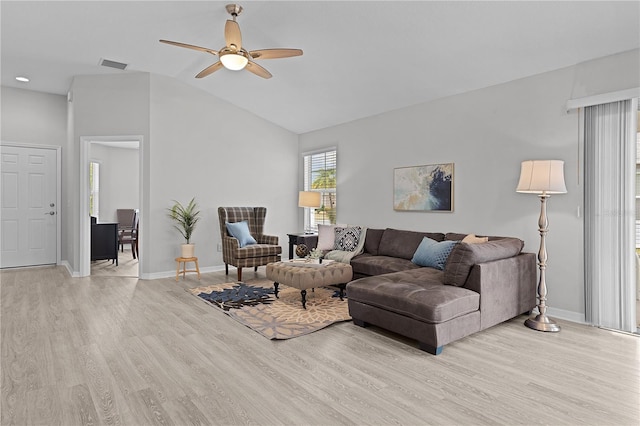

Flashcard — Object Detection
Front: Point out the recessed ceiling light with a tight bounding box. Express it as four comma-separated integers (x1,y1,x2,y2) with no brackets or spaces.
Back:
15,76,29,82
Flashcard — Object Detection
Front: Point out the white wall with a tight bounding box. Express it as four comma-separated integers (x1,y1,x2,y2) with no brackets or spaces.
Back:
148,74,298,278
298,49,640,322
44,71,298,278
69,72,150,274
1,87,67,144
89,144,139,222
0,86,69,259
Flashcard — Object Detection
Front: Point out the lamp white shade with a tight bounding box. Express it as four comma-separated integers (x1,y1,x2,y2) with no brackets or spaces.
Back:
298,191,321,208
516,160,567,194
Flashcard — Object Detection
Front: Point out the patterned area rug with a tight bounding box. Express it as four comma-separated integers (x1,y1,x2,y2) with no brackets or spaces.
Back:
187,280,351,339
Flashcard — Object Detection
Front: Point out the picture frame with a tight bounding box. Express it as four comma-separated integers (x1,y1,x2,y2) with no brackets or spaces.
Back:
393,163,454,212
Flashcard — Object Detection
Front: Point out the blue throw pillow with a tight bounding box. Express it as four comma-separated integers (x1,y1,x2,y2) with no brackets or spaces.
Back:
412,237,458,270
226,221,257,248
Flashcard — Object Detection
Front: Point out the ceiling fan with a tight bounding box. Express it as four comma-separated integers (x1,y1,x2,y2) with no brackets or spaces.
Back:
160,3,303,79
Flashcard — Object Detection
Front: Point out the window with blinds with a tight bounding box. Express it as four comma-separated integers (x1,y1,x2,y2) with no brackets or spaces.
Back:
89,161,100,219
303,149,336,231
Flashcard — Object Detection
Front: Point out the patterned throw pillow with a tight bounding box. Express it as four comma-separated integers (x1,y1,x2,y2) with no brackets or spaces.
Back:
334,226,362,252
411,237,458,270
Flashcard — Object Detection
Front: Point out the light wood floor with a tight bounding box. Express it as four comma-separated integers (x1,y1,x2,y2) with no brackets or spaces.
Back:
1,266,639,426
90,248,138,278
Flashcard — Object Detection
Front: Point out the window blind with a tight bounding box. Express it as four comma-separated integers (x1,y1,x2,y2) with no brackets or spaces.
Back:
303,149,337,231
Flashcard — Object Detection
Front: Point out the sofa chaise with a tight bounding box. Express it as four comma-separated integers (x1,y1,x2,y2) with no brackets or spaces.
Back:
344,228,537,355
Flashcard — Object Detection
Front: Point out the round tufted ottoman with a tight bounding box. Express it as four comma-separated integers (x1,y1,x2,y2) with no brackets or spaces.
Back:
266,261,353,309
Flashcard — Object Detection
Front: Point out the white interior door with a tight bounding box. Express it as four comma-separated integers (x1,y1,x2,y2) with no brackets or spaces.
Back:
1,145,58,268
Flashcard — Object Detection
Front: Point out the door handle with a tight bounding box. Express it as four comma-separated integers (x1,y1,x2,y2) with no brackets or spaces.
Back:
45,211,55,215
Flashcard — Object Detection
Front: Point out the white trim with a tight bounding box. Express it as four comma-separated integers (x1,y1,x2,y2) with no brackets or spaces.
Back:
545,307,587,325
300,145,338,158
566,87,640,111
80,135,144,278
60,260,80,278
0,141,62,267
141,264,226,281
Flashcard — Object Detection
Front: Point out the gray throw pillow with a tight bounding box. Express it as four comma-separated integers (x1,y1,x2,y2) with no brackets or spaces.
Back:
444,238,524,286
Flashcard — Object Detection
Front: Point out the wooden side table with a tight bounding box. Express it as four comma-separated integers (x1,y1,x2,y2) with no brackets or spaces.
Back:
175,257,200,281
287,233,318,259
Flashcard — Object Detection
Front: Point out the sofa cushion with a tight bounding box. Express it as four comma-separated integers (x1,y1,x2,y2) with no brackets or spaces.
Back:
351,253,421,277
378,228,445,260
411,237,458,270
347,269,480,324
445,232,469,241
234,244,282,259
444,238,524,286
363,228,385,255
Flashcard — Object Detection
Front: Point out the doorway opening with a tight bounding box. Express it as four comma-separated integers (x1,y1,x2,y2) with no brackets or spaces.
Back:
80,136,143,278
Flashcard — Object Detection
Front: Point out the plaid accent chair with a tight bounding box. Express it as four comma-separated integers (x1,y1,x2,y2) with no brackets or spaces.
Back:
218,207,282,281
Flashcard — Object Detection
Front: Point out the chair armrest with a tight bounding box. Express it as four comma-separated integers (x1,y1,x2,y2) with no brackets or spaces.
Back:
256,234,279,245
222,235,240,255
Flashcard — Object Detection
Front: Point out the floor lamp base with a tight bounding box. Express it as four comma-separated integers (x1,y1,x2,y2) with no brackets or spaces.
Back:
525,314,560,332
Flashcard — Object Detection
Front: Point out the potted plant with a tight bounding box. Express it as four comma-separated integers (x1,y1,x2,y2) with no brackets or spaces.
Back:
168,197,200,258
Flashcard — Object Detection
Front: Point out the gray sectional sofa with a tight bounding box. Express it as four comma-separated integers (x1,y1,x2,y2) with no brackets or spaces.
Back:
346,228,537,355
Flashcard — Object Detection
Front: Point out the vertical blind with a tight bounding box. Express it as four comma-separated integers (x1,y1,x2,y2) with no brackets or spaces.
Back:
584,99,637,333
303,149,337,230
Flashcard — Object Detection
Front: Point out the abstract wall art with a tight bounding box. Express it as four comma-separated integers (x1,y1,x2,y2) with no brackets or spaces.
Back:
393,163,454,212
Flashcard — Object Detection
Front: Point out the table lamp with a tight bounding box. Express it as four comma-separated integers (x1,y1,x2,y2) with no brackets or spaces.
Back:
298,191,321,234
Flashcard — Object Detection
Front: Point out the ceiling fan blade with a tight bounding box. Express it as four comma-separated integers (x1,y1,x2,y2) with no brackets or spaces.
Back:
159,39,218,55
245,61,272,79
225,19,242,49
249,48,303,60
195,61,224,78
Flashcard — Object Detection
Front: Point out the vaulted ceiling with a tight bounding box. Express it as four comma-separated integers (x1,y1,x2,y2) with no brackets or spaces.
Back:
2,1,639,134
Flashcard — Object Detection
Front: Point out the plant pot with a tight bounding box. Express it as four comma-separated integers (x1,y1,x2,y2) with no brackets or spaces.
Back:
181,243,195,258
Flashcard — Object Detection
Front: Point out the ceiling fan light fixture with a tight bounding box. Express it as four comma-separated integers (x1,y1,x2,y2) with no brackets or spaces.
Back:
220,51,248,70
160,3,302,79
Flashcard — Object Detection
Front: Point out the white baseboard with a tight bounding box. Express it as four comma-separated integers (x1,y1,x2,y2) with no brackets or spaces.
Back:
141,264,227,280
532,306,587,325
60,260,80,277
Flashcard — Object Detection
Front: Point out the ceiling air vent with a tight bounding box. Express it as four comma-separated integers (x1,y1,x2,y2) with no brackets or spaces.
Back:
99,58,128,70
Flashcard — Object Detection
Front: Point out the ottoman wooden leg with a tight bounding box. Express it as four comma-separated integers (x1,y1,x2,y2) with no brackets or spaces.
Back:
274,282,279,298
338,284,346,300
300,289,307,309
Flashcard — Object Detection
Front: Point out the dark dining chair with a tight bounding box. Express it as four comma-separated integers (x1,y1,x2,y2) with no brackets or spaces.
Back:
119,215,139,259
117,209,138,256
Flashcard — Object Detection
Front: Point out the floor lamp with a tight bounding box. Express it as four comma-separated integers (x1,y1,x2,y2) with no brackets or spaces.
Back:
516,160,567,332
298,191,321,234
